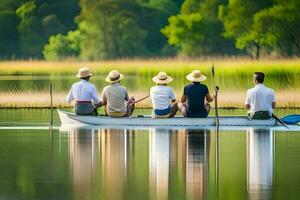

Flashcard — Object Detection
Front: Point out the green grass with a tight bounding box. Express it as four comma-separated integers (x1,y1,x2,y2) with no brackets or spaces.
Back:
1,58,300,108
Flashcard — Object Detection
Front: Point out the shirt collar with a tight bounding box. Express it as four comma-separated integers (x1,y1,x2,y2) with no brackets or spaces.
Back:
255,83,264,88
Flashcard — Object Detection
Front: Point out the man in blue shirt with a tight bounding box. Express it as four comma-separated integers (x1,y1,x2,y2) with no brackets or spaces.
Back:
178,70,215,118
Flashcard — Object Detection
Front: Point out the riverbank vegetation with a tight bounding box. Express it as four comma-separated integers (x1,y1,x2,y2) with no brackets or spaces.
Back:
0,58,300,108
0,0,299,60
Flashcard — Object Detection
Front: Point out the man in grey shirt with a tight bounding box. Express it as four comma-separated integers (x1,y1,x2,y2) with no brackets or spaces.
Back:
102,70,135,117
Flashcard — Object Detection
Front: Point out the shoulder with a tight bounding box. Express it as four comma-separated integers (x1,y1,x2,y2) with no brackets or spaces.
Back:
103,85,110,91
150,86,158,91
121,85,127,91
247,87,255,93
264,86,275,94
72,81,82,87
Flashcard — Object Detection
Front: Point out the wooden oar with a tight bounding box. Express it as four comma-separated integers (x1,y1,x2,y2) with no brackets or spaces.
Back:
272,113,289,129
134,95,150,104
211,64,220,127
49,82,53,131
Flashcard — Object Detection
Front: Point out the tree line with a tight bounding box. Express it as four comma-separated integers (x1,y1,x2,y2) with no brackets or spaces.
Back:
0,0,299,60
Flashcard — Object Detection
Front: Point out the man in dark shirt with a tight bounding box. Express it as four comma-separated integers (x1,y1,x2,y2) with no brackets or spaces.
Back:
178,70,215,118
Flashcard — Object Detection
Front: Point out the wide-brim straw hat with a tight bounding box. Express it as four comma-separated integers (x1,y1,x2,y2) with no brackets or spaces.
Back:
76,67,93,78
105,70,124,83
152,72,173,84
186,70,207,82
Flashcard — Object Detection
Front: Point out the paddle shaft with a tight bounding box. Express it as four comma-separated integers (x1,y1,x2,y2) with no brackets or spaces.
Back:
272,113,289,128
49,82,53,130
211,64,220,127
134,95,150,104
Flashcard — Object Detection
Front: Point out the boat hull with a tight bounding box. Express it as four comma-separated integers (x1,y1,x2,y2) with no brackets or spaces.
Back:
58,110,277,127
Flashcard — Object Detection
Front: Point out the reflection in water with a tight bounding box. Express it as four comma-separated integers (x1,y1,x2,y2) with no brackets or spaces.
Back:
68,129,99,200
149,129,171,200
186,129,210,200
63,127,277,200
247,128,274,200
149,129,211,200
68,128,131,200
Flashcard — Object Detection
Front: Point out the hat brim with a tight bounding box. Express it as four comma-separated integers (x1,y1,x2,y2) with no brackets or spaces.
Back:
152,76,173,84
186,74,207,82
105,74,124,83
76,73,93,78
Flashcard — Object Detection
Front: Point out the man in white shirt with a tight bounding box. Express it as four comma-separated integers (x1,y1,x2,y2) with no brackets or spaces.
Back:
150,72,178,118
245,72,276,119
67,67,102,115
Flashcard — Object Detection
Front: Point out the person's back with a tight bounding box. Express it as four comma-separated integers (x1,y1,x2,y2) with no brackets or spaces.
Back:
66,67,101,115
184,83,209,117
102,70,134,117
245,72,276,119
178,70,215,118
150,72,178,118
102,83,128,113
69,80,98,101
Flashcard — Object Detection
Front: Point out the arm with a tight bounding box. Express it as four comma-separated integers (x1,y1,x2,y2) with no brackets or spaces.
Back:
245,90,251,110
170,88,176,103
180,94,186,103
245,104,251,110
66,87,74,103
272,102,276,109
205,93,214,103
91,85,102,108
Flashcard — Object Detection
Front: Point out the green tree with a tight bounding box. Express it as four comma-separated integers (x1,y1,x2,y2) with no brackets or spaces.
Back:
251,0,300,56
162,0,239,56
0,11,19,58
219,0,272,59
16,0,44,58
43,30,81,60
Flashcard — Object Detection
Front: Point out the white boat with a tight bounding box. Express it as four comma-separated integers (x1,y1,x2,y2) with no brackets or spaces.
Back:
58,110,278,127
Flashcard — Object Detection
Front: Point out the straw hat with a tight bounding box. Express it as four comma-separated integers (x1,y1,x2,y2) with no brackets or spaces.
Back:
76,67,93,78
186,70,207,82
152,72,173,84
105,70,124,83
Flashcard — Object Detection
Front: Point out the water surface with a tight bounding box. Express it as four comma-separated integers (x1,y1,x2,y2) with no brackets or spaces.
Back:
0,109,300,200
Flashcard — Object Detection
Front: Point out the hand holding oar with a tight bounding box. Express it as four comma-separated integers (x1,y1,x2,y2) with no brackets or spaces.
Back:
272,113,289,129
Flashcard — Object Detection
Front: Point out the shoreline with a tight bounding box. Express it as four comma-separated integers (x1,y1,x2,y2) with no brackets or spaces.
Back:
1,90,300,109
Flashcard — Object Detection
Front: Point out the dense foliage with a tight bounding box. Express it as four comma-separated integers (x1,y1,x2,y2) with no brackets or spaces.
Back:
0,0,299,60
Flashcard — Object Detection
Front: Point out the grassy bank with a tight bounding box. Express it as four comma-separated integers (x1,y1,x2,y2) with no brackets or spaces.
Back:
1,89,299,109
0,58,300,108
1,58,300,76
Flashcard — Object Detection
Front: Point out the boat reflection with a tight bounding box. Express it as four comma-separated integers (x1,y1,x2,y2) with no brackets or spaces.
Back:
247,128,274,200
149,128,211,200
62,127,275,200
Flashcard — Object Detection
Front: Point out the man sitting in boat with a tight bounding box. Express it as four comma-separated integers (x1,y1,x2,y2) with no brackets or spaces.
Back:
66,67,102,115
101,70,135,117
150,72,178,118
245,72,276,119
178,70,215,118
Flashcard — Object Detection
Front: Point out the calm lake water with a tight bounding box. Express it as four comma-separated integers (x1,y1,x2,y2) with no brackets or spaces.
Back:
0,109,300,200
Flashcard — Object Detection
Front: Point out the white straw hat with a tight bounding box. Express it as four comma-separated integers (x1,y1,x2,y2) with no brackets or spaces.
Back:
152,72,173,84
105,70,124,83
186,70,207,82
76,67,93,78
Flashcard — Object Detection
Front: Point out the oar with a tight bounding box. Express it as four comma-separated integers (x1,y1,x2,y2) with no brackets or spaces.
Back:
49,82,53,131
211,63,220,127
272,113,289,129
134,95,150,104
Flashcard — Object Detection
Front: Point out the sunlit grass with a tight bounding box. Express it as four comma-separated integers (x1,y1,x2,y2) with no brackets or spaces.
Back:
1,89,299,109
1,58,300,76
0,58,300,108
